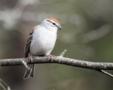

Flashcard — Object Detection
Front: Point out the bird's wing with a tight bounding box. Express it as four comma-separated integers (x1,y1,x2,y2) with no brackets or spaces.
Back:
24,30,33,57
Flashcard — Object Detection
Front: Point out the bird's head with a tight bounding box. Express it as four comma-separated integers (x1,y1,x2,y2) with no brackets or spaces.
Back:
41,17,61,31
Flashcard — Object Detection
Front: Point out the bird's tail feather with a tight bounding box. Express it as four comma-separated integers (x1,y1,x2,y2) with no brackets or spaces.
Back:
24,64,34,79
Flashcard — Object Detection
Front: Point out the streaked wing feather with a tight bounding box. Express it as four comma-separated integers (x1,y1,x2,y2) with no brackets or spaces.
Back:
24,31,33,57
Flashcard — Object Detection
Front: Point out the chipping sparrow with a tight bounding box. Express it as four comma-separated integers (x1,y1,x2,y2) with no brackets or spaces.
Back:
24,17,61,79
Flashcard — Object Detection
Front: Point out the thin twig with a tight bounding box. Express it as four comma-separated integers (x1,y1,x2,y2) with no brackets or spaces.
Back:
0,78,11,90
20,59,30,70
100,70,113,78
59,49,67,57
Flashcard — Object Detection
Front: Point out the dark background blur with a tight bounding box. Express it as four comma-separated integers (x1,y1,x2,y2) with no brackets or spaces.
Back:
0,0,113,90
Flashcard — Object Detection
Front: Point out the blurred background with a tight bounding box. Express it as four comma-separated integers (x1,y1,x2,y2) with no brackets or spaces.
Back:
0,0,113,90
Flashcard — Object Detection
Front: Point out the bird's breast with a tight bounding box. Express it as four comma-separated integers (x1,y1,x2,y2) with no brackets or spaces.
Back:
30,27,57,56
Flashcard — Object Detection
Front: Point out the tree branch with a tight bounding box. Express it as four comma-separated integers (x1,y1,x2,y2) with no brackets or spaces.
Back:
0,56,113,77
0,56,113,69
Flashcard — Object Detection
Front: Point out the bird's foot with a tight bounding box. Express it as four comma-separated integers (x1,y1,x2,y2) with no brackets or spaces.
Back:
28,55,33,63
47,54,55,60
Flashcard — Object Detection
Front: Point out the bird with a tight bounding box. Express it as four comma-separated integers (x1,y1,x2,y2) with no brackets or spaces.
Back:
24,17,61,79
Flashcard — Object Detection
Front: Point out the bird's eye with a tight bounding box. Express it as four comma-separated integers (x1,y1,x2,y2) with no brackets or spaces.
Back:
52,23,56,25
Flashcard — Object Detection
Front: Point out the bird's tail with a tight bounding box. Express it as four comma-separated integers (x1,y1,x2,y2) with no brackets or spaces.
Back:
24,64,34,79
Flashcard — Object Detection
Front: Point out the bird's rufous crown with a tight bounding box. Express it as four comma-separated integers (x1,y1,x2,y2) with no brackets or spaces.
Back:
47,17,61,24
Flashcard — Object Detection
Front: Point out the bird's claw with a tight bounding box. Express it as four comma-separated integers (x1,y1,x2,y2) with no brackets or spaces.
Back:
47,54,55,60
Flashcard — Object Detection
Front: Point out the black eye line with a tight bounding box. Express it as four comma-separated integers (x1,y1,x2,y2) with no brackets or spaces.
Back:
47,19,60,29
47,20,57,26
52,23,56,25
